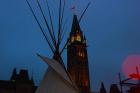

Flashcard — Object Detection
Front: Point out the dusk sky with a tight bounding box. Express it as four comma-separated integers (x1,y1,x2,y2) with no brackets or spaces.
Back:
0,0,140,92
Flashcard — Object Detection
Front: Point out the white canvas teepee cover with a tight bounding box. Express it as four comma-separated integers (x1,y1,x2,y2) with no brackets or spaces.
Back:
35,54,79,93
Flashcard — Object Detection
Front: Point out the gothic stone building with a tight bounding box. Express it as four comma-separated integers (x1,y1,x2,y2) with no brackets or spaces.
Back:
0,69,37,93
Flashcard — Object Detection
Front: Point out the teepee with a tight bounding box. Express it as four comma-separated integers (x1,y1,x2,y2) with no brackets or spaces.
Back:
35,54,79,93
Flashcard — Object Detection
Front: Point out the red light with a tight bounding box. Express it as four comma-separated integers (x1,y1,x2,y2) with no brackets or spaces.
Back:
129,73,140,79
122,55,140,80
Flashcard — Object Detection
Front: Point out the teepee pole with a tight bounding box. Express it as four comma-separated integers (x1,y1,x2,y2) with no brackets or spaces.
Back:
57,0,62,50
26,0,55,53
60,23,67,44
60,38,70,55
59,0,66,43
45,0,57,47
79,2,91,23
36,0,56,49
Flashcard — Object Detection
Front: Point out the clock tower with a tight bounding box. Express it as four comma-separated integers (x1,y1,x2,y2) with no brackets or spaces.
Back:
67,15,91,93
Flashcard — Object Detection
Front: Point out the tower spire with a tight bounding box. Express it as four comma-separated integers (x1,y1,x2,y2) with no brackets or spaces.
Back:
69,15,84,43
10,68,17,81
71,15,81,34
100,82,107,93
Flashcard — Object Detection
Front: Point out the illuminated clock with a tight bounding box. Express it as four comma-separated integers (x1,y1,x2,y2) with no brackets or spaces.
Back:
76,34,81,41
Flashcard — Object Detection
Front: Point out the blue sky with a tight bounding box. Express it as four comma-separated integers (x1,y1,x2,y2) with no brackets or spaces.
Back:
0,0,140,92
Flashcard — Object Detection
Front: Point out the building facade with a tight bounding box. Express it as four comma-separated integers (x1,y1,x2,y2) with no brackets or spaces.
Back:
0,69,37,93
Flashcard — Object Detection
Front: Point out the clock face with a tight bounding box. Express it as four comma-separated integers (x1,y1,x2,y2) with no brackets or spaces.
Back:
70,30,82,43
76,35,81,42
71,34,81,42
